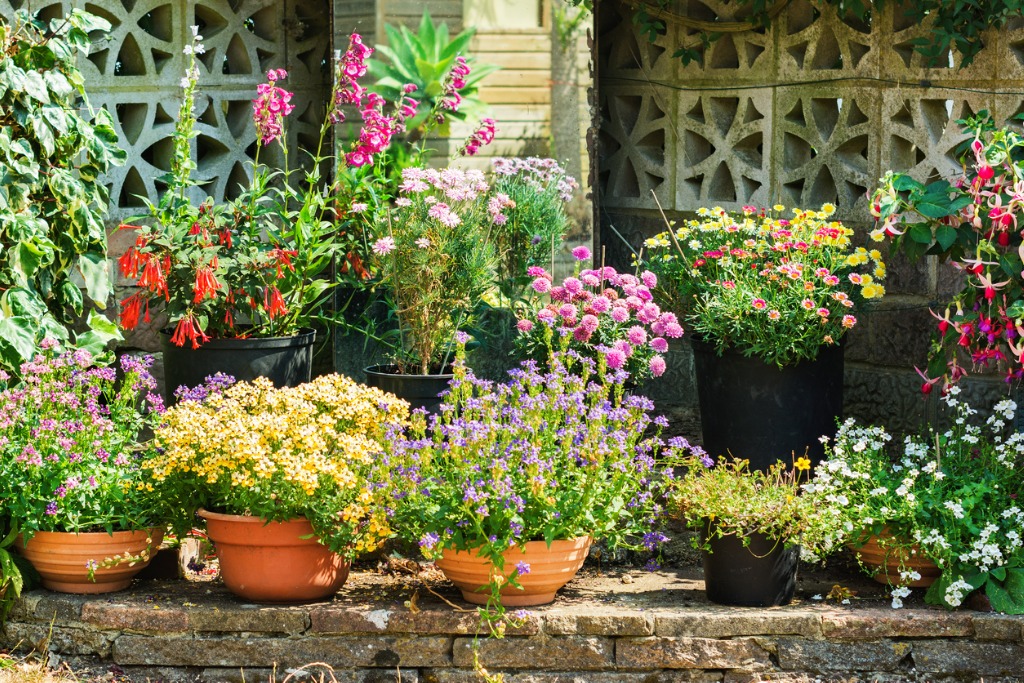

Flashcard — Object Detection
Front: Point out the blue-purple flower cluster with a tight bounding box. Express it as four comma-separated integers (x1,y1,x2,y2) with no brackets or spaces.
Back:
388,350,673,576
0,343,164,536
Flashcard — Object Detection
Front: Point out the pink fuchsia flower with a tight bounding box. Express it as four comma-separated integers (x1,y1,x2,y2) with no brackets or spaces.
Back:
649,355,666,377
571,246,591,261
610,306,629,323
640,270,657,288
627,326,647,345
516,319,534,332
650,337,668,353
372,236,396,255
531,278,551,294
605,348,626,369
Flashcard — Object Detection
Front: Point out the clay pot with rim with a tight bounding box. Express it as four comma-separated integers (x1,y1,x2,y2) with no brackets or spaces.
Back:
434,537,592,607
850,527,941,588
16,529,163,594
199,509,349,603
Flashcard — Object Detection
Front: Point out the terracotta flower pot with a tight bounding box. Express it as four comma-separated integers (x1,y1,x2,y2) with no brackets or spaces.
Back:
16,529,163,594
850,528,941,588
199,509,349,603
435,537,592,607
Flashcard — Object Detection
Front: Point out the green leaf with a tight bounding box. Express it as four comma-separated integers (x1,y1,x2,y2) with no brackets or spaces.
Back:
986,576,1024,614
77,251,111,308
1007,300,1024,319
28,110,55,156
891,174,922,192
935,224,958,251
908,222,934,245
0,315,40,366
40,104,69,135
21,70,49,103
75,310,121,357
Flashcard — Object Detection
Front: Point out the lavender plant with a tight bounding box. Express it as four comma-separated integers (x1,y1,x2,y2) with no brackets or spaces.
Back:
0,342,164,537
387,339,672,618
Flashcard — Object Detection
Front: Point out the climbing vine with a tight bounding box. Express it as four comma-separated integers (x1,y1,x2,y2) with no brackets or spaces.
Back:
576,0,1023,67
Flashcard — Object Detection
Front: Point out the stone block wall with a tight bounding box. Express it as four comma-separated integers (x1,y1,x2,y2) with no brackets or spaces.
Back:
5,589,1024,682
595,0,1024,433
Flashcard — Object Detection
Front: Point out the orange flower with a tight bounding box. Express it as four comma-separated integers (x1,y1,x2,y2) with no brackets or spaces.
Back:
120,293,143,330
264,286,288,319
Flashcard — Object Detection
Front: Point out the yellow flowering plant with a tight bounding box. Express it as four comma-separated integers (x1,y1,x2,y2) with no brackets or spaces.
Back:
144,374,408,558
639,204,885,366
664,443,836,557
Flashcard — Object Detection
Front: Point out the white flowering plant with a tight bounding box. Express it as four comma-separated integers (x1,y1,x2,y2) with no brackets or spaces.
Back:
806,389,1024,612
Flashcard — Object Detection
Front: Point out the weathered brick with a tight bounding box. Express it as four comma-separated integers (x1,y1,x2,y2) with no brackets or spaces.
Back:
913,641,1024,676
821,609,973,639
2,622,115,657
113,635,453,668
190,605,309,634
6,593,42,622
31,592,88,622
776,638,911,672
655,612,820,638
81,602,189,633
425,671,721,683
309,607,393,634
544,613,654,636
971,614,1024,642
384,609,540,636
452,636,613,670
197,667,421,683
616,637,770,670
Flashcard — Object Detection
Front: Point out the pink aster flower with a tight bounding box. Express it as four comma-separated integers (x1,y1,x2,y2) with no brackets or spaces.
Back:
610,306,629,323
372,236,395,255
650,337,668,353
571,246,591,261
640,270,657,288
590,296,611,313
579,314,599,333
563,277,583,295
649,355,666,377
605,348,626,370
532,278,551,294
663,322,684,338
627,326,647,346
516,319,534,333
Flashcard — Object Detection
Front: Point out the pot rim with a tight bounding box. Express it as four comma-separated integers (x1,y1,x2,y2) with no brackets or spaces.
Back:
197,508,306,524
161,327,316,350
364,363,455,379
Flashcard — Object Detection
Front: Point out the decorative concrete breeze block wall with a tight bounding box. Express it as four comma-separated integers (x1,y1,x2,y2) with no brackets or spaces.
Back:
595,0,1024,434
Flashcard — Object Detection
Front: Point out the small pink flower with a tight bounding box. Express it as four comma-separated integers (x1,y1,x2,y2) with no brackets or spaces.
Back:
582,273,600,287
663,322,684,338
615,340,634,358
649,355,666,377
527,266,548,277
571,245,591,261
558,304,578,320
640,271,657,288
590,296,611,313
610,307,629,323
842,315,856,328
537,308,556,322
517,319,534,332
563,277,583,295
532,278,551,294
637,303,661,324
372,236,395,255
605,348,626,370
650,337,668,353
573,326,592,343
580,314,600,333
627,326,647,345
752,298,767,310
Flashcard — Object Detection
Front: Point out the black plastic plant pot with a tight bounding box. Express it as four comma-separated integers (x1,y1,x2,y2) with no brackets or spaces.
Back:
690,338,844,472
363,365,454,414
161,328,315,404
701,523,799,607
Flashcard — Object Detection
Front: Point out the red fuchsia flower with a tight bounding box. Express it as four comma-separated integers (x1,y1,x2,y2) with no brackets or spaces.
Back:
252,71,295,146
264,286,288,320
138,255,170,300
120,293,144,330
193,261,221,303
170,314,210,349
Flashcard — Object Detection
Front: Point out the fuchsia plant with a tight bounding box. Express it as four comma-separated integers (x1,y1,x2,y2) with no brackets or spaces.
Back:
871,113,1024,389
515,247,685,382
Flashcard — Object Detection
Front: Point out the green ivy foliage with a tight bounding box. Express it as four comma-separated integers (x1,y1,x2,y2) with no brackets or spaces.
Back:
0,9,123,376
580,0,1020,68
